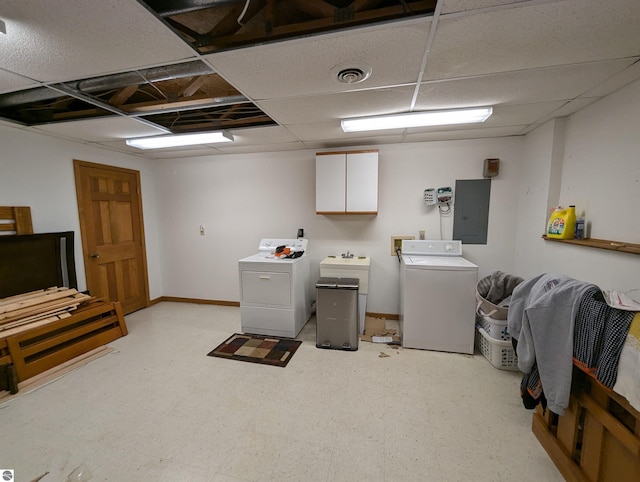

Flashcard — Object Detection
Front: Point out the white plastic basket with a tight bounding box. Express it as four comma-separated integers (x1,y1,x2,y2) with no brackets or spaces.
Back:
475,326,519,371
476,310,511,341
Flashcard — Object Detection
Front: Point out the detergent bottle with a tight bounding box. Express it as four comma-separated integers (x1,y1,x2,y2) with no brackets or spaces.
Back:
547,205,576,239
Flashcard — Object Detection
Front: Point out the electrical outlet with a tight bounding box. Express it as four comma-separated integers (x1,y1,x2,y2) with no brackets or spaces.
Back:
391,235,415,255
419,230,425,240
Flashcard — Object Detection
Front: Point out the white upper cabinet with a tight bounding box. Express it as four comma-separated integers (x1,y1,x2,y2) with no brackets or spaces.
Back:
316,150,378,214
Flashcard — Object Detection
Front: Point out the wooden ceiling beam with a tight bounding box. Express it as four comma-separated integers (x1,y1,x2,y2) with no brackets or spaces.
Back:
166,17,201,41
198,0,435,52
170,116,274,131
181,76,207,97
205,0,267,38
353,0,387,12
108,85,138,107
288,0,335,18
121,95,234,113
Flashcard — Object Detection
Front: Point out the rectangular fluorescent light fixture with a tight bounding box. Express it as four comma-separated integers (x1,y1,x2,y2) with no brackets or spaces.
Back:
341,106,493,132
126,131,234,149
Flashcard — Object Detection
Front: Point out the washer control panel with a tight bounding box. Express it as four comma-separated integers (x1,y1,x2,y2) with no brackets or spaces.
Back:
401,239,462,256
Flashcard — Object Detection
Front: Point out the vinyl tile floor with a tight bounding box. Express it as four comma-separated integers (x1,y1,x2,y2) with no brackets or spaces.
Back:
0,302,564,482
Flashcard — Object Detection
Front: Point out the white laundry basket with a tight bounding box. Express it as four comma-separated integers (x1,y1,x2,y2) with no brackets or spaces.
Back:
475,326,519,371
476,310,511,341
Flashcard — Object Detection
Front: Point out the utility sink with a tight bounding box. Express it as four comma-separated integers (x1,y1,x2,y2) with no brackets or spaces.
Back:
322,256,370,267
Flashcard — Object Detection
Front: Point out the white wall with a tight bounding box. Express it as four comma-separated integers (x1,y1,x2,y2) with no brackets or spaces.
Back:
2,77,638,314
0,126,164,299
514,78,640,291
154,137,524,314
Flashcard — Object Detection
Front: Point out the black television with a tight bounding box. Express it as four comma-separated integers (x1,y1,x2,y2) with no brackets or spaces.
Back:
0,231,77,299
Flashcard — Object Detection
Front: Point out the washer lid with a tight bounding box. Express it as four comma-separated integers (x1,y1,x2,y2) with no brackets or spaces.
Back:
403,255,478,270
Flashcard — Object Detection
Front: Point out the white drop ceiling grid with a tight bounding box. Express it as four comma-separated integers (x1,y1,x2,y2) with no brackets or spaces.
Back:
0,0,638,159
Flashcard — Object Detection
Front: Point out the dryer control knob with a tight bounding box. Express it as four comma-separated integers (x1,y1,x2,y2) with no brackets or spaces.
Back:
445,243,453,252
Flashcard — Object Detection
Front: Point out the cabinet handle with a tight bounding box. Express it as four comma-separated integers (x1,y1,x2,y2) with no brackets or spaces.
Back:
259,275,270,280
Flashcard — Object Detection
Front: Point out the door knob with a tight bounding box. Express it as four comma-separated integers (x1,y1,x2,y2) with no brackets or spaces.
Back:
90,253,100,259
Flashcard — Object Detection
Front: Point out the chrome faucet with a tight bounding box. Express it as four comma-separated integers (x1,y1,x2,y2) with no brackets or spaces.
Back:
341,250,354,258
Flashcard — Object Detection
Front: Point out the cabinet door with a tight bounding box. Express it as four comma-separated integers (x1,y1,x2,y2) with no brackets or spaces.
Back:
316,153,346,213
346,151,378,213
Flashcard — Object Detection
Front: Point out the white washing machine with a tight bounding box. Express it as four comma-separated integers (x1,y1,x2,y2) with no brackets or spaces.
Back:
319,256,370,335
399,240,478,354
238,239,312,338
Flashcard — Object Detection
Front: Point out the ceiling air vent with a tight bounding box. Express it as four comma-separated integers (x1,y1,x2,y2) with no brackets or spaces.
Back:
331,62,372,84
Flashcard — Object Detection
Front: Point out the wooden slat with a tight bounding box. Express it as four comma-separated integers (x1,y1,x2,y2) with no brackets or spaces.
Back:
1,301,127,382
14,207,33,234
20,326,123,381
557,396,581,455
0,206,33,235
0,287,64,307
19,315,119,359
579,392,640,457
0,288,78,314
0,294,90,324
0,315,64,334
0,223,16,232
532,412,587,482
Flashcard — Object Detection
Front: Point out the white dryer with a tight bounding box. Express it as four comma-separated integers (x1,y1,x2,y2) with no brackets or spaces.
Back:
399,240,478,354
238,239,312,338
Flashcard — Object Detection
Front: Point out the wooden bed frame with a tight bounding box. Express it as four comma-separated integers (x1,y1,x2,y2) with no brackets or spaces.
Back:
0,206,128,392
532,367,640,481
0,206,33,235
0,298,127,386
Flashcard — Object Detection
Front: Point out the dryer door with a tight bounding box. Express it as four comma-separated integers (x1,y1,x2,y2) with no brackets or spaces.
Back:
241,270,292,307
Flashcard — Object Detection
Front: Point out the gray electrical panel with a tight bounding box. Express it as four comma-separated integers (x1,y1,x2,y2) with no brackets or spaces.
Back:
452,179,491,244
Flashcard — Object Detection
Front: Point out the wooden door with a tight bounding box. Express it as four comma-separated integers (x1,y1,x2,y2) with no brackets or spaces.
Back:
74,160,149,314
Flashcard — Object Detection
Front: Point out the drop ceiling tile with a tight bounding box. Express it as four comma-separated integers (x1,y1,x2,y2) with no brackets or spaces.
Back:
305,135,405,151
284,121,352,141
0,70,38,94
228,126,299,145
404,126,525,142
0,118,19,128
31,117,167,142
258,86,415,125
415,59,637,108
0,0,196,83
204,18,431,100
426,0,640,80
137,148,222,159
535,97,600,124
215,142,307,155
286,120,404,143
483,102,567,126
441,0,532,15
582,59,640,97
